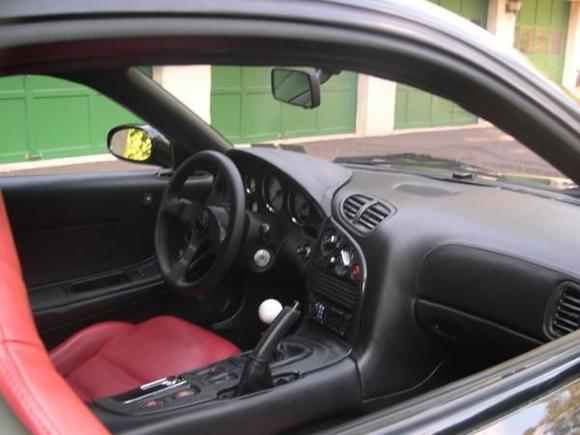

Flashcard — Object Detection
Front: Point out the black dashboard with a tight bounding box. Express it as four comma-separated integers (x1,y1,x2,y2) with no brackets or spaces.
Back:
93,148,580,433
230,150,368,343
229,147,580,399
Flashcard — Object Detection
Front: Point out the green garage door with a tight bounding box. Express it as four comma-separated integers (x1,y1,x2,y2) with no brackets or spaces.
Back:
0,74,146,164
394,0,488,130
515,0,570,83
211,67,357,144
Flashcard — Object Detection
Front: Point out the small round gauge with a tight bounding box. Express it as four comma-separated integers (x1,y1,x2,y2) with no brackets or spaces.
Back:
290,190,311,225
263,175,284,213
244,175,257,195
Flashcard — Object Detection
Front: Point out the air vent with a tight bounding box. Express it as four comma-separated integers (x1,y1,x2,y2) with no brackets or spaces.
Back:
550,282,580,338
342,194,371,220
357,202,391,231
342,194,392,233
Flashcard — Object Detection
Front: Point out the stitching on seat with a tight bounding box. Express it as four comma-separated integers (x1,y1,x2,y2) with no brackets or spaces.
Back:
94,320,182,383
98,351,146,385
69,353,144,402
67,341,146,401
53,322,132,377
0,336,60,435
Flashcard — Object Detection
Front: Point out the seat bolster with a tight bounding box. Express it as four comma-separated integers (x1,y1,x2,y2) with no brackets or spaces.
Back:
0,192,109,434
0,338,108,435
50,321,134,377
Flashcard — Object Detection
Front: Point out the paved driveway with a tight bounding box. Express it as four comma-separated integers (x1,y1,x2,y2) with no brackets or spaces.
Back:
1,127,565,179
284,126,564,178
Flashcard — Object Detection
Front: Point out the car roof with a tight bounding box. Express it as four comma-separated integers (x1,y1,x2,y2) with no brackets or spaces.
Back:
0,0,558,91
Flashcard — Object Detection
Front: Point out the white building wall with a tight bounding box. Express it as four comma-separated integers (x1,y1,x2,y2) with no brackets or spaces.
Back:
153,66,212,124
562,1,580,96
486,0,518,48
355,75,397,137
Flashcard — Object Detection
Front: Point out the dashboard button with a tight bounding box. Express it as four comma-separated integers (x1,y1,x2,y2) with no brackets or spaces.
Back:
350,263,361,281
254,249,272,268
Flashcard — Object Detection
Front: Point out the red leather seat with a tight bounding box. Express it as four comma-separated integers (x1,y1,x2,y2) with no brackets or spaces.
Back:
0,189,240,435
50,316,240,402
0,192,108,434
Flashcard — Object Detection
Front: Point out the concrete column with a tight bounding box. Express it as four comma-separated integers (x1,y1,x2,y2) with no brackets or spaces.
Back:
355,74,397,137
486,0,518,48
152,65,212,123
562,1,580,96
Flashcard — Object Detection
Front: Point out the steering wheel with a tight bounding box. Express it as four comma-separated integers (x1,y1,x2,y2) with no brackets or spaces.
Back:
154,150,245,297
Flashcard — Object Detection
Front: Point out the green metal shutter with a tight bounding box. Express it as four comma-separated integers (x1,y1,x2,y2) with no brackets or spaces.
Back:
0,72,148,164
515,0,570,83
394,0,488,130
210,67,357,144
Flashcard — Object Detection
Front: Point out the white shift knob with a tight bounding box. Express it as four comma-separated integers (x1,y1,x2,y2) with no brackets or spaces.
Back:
258,299,283,324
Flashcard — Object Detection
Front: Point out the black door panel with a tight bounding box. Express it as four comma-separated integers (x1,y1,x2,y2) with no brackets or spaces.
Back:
0,170,212,341
16,220,155,288
4,171,173,233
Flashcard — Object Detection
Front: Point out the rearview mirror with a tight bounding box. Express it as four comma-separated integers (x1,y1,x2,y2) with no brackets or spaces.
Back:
271,68,321,108
107,125,171,167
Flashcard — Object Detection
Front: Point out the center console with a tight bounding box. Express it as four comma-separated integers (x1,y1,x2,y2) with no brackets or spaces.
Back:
92,219,366,434
94,334,343,416
307,220,366,342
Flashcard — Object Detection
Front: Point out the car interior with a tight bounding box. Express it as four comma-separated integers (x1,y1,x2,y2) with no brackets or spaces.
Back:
0,60,579,435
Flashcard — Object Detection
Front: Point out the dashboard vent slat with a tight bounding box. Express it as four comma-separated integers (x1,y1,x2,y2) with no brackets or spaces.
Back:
342,195,371,220
342,194,393,233
357,202,391,232
550,283,580,338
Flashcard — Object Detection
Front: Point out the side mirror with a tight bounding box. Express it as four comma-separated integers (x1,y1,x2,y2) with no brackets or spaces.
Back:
271,68,321,108
107,125,171,167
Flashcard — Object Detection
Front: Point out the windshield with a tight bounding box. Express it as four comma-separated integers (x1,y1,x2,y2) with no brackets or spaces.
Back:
206,66,574,192
0,66,572,193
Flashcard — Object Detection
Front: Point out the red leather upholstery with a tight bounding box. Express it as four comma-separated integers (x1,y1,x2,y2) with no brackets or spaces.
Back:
0,191,109,434
50,316,240,402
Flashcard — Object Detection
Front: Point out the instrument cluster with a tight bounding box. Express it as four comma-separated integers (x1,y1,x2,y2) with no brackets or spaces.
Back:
243,172,320,228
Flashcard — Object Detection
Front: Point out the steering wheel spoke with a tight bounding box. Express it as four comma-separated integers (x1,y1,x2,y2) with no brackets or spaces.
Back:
169,243,196,281
189,245,216,274
206,205,229,246
205,170,229,207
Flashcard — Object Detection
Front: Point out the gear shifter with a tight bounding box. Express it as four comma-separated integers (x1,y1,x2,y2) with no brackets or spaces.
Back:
237,301,301,395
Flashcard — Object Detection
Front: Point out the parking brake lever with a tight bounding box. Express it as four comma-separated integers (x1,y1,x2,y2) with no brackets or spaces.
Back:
237,301,301,396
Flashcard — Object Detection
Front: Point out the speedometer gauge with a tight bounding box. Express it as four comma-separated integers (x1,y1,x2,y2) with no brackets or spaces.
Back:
263,176,284,213
290,190,311,225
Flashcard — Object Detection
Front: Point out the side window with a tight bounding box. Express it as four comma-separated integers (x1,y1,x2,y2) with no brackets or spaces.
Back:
0,74,157,176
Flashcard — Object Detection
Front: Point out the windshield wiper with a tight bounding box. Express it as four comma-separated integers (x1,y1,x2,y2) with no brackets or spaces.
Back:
334,153,501,180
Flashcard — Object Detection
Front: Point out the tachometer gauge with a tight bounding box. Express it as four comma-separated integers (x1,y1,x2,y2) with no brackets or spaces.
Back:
244,175,257,195
263,176,284,213
290,190,311,225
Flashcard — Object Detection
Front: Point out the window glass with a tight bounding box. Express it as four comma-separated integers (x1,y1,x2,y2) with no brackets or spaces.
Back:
0,74,157,176
0,66,573,195
208,66,573,192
